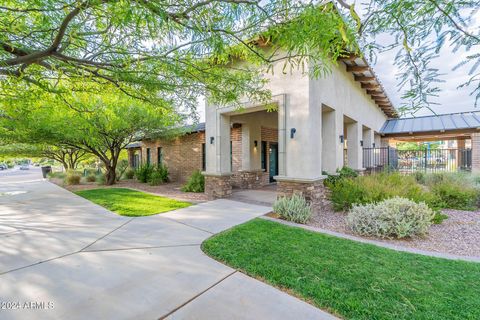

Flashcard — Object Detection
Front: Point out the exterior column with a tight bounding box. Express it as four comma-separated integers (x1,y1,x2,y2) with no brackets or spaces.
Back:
457,138,466,170
276,177,329,212
471,133,480,173
362,127,374,148
321,108,342,174
362,127,374,171
204,106,232,199
346,122,363,171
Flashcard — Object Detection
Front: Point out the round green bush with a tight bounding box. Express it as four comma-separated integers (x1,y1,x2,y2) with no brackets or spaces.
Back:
346,197,435,239
86,174,97,182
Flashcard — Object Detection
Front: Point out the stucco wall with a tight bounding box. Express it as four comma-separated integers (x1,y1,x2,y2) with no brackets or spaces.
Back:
205,55,390,179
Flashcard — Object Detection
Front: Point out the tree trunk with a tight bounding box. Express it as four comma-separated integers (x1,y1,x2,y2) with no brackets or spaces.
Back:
104,165,116,185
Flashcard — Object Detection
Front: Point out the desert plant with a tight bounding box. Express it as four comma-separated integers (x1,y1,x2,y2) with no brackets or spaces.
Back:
155,165,169,183
86,174,96,182
273,194,312,224
135,164,153,183
324,166,358,186
149,170,163,186
431,182,478,211
181,170,205,193
115,159,129,182
123,168,135,180
65,171,81,185
346,197,435,239
96,173,106,185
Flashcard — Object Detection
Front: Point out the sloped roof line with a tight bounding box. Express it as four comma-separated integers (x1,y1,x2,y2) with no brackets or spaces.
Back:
380,111,480,135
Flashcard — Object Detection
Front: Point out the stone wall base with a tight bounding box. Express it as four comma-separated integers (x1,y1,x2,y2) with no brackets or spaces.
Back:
231,170,269,189
276,179,329,212
204,174,232,199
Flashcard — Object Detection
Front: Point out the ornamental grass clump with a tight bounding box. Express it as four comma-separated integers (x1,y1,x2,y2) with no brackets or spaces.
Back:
346,197,435,239
181,170,205,193
65,171,81,185
273,194,312,224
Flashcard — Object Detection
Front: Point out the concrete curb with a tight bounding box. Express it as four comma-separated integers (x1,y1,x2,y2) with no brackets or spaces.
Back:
260,216,480,263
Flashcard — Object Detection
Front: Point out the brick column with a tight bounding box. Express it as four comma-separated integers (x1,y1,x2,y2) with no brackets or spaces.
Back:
472,133,480,173
204,173,232,199
276,177,329,212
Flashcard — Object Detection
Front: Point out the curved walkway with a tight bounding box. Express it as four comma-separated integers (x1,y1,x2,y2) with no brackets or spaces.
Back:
0,169,336,320
261,216,480,263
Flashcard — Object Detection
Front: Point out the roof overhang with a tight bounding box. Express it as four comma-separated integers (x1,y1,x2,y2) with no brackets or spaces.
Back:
338,54,398,118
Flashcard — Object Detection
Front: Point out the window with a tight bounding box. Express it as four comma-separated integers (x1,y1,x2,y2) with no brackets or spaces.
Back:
261,141,267,170
157,147,163,165
201,143,206,171
146,148,151,165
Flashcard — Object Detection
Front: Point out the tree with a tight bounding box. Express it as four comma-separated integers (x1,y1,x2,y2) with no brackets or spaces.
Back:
41,146,88,170
0,0,356,116
1,1,479,115
0,89,179,185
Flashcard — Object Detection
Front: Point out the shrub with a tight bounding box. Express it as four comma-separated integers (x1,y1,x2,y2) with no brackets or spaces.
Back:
346,197,435,239
155,165,169,182
65,171,81,185
123,168,135,180
324,166,358,186
135,164,153,183
86,174,97,182
273,194,312,224
433,212,449,224
47,171,66,179
149,170,163,186
431,182,478,211
181,170,205,192
148,165,169,186
96,173,106,185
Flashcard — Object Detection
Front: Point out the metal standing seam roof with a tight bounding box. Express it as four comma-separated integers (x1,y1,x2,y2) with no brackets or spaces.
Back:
380,111,480,135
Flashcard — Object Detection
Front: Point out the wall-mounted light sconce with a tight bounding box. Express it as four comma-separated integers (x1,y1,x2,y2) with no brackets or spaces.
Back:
339,135,344,143
210,136,215,144
290,128,297,139
360,140,364,147
372,143,376,148
254,140,258,147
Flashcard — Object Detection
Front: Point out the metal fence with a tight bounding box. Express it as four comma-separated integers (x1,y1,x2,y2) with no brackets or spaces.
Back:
362,147,472,173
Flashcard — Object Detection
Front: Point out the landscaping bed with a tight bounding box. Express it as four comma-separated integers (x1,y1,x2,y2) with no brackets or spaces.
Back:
309,207,480,257
75,188,191,216
203,218,480,320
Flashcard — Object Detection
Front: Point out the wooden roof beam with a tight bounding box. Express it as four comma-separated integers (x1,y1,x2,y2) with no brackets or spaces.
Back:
354,76,375,82
347,65,370,72
361,83,380,89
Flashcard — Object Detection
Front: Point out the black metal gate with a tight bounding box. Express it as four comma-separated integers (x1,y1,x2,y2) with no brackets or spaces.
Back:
362,147,472,173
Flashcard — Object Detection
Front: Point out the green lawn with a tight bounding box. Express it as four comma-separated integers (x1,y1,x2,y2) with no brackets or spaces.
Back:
202,219,480,320
75,188,191,216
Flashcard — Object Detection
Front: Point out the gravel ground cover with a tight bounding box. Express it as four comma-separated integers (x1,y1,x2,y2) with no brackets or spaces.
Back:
309,207,480,257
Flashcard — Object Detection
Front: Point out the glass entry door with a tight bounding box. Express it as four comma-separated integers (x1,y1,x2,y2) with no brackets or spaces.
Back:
269,143,278,183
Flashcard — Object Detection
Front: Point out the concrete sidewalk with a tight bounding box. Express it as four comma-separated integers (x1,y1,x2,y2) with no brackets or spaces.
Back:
0,169,337,320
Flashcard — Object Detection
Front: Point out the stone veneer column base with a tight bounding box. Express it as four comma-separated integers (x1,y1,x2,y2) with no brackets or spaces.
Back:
275,177,329,212
233,170,269,189
203,173,232,199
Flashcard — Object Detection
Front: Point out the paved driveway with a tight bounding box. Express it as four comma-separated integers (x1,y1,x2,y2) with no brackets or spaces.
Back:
0,169,336,319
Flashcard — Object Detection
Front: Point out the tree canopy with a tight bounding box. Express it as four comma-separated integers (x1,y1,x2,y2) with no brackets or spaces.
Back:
1,0,479,115
0,89,181,184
